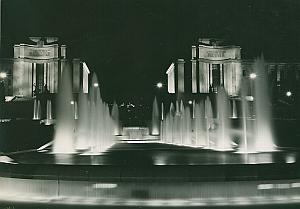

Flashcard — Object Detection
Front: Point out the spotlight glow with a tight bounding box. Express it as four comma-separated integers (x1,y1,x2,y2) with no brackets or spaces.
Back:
249,73,257,79
286,91,292,97
0,72,7,79
92,183,118,189
245,96,254,101
93,83,99,87
156,82,163,88
188,100,193,105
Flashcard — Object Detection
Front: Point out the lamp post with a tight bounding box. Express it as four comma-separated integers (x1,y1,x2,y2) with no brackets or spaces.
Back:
155,82,164,116
155,82,165,138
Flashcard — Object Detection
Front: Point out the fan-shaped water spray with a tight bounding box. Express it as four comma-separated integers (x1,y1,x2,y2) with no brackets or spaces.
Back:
253,57,275,152
53,70,117,154
159,56,275,153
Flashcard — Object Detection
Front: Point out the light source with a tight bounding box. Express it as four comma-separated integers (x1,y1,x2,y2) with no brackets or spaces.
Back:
0,72,7,79
249,73,257,79
156,82,163,88
286,91,292,97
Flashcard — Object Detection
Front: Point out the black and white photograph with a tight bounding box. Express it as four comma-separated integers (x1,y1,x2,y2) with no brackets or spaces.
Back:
0,0,300,208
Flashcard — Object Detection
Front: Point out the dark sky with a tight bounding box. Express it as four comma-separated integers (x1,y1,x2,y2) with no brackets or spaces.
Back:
2,0,300,102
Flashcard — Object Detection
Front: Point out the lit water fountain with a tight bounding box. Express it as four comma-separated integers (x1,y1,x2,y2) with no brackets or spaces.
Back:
183,106,192,145
194,101,206,147
215,87,232,151
160,57,276,153
76,90,90,150
44,99,53,125
33,98,41,120
238,78,256,153
231,100,238,119
253,57,275,152
83,74,116,154
53,68,117,154
53,65,76,154
111,102,121,136
205,97,213,148
160,93,233,150
161,99,211,147
150,97,160,135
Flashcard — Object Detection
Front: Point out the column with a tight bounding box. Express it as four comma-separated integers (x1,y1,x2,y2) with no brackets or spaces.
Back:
53,61,59,93
73,58,80,93
234,62,242,96
32,63,36,96
198,62,209,93
82,62,90,93
177,59,185,94
220,64,223,86
191,60,197,93
209,64,213,87
192,46,197,59
166,63,175,94
43,63,47,87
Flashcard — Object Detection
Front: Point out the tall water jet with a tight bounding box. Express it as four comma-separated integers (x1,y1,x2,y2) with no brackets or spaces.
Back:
150,97,160,135
89,74,102,152
79,73,116,154
44,99,53,125
33,98,41,120
173,104,180,144
253,57,275,151
231,100,238,119
88,78,97,150
53,64,75,154
74,101,78,120
215,87,232,150
111,102,121,136
238,78,256,153
194,102,206,147
205,97,213,148
183,106,192,146
179,101,185,145
168,102,175,143
75,90,90,150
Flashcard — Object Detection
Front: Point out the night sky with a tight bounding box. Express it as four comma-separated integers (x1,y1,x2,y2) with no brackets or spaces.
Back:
2,0,300,103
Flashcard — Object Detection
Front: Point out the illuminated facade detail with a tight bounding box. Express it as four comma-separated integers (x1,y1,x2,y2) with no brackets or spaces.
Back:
166,62,175,94
177,59,185,94
12,37,89,97
194,39,242,96
167,39,242,97
166,59,186,99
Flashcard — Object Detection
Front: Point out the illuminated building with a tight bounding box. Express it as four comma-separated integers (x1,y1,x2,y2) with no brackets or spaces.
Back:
12,37,89,97
166,38,300,104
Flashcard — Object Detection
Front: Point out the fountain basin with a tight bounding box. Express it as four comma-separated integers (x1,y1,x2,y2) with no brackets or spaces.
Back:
0,142,300,207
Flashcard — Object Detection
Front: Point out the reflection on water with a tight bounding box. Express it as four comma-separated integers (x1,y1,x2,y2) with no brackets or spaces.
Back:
2,143,300,207
1,176,300,207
